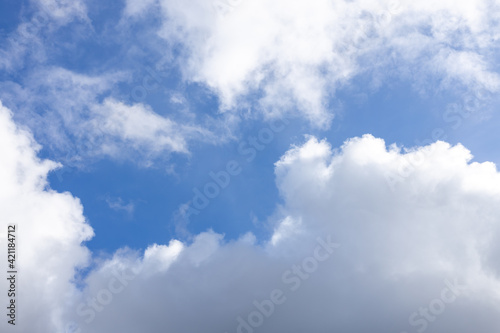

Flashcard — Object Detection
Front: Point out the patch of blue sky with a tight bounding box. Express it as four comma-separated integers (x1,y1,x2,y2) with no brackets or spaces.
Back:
0,1,24,36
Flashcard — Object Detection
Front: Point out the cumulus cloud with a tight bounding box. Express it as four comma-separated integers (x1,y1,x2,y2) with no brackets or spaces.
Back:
0,101,94,333
59,134,500,333
123,0,500,126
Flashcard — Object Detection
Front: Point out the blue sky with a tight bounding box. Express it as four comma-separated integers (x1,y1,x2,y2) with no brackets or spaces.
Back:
44,82,441,253
40,74,497,255
2,1,500,333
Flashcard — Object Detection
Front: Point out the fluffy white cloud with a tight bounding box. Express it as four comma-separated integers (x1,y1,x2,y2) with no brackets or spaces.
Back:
60,134,500,333
0,101,94,332
124,0,500,126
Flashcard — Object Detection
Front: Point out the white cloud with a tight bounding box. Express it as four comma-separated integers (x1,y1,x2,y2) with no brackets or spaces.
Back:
432,50,500,92
59,134,500,332
0,101,94,333
0,67,124,154
123,0,500,126
0,68,215,166
91,98,210,157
